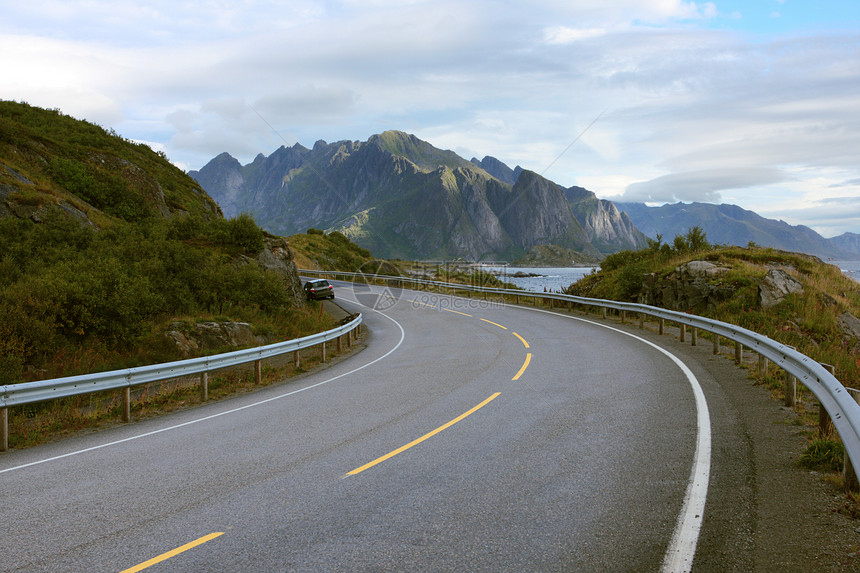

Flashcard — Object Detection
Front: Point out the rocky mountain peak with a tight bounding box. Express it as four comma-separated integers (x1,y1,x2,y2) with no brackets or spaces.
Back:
192,131,649,261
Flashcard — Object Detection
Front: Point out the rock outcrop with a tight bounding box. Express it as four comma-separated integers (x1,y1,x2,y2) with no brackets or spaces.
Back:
639,260,735,312
838,312,860,341
164,321,269,357
254,236,305,304
758,269,804,309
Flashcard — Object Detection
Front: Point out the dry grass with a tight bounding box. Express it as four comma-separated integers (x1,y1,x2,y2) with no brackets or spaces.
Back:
5,331,363,450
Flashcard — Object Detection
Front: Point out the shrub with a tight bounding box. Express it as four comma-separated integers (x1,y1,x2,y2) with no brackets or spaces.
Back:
212,213,264,254
799,438,844,472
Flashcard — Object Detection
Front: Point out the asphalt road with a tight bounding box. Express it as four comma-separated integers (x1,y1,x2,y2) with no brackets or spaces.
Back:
0,282,787,572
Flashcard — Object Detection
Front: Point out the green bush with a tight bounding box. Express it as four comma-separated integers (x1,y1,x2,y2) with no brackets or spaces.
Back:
0,212,298,383
215,213,264,254
799,438,844,472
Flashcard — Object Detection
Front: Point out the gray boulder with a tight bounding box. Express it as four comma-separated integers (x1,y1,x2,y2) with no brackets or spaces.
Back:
838,312,860,341
639,260,733,312
758,269,804,309
164,321,268,357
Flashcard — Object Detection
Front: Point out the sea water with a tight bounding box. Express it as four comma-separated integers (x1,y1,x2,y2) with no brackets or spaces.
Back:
482,266,597,293
483,260,859,294
834,260,860,283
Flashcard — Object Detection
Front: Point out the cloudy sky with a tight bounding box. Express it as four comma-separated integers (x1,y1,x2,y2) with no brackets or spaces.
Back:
2,1,859,236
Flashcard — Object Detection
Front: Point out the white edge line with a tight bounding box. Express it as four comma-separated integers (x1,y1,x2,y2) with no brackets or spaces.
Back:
516,305,711,573
0,302,405,475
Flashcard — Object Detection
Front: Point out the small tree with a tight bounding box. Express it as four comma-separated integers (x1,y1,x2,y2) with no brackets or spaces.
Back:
685,226,711,252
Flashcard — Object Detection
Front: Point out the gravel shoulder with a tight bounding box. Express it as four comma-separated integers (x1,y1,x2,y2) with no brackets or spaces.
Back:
606,316,860,571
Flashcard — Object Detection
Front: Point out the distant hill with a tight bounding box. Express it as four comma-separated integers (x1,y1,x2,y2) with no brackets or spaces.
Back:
192,131,648,261
616,201,860,260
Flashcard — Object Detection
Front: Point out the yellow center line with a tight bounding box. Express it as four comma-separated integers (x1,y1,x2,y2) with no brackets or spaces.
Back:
409,299,436,308
443,308,473,317
512,332,530,348
513,353,532,381
480,318,507,330
119,532,225,573
345,392,501,476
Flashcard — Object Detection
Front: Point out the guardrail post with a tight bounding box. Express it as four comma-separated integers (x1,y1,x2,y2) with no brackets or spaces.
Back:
820,364,835,438
601,307,607,319
254,360,262,385
784,370,797,407
639,313,645,329
680,324,686,343
758,354,768,377
123,387,131,422
201,371,209,401
659,318,665,335
337,335,343,352
713,335,720,355
321,340,327,362
691,327,697,347
294,349,301,368
735,341,743,364
620,310,625,324
845,389,860,492
1,407,7,452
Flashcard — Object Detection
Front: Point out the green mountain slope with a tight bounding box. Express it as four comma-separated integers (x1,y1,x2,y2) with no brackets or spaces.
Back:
0,101,221,224
0,101,311,385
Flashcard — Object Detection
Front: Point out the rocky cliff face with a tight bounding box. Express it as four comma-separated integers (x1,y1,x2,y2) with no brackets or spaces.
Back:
565,186,649,254
192,131,647,261
470,155,521,185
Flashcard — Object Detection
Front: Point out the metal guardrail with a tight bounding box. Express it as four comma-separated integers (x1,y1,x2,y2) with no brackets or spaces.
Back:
0,314,362,450
303,268,860,477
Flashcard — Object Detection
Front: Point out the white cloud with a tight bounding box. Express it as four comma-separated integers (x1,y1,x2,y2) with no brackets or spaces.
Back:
2,0,859,235
544,26,609,44
620,168,790,203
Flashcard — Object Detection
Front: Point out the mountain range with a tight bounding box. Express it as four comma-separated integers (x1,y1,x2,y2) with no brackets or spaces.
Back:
190,131,647,262
191,130,860,262
616,202,860,260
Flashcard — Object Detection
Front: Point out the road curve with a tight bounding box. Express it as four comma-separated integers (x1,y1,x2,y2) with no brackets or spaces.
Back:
1,283,752,572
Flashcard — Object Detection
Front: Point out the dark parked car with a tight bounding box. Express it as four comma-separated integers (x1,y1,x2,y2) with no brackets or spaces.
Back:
304,279,335,301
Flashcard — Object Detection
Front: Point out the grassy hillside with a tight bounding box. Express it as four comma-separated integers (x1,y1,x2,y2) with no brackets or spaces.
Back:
0,101,220,223
288,228,378,271
0,101,324,385
567,231,860,389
